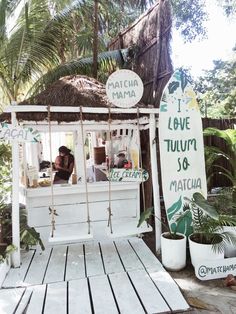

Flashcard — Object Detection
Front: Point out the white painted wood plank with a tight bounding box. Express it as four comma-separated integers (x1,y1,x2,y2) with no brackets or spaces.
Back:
26,285,47,314
0,288,25,314
66,244,86,281
128,270,170,313
100,241,124,274
114,240,144,271
15,287,33,314
44,281,67,314
89,275,118,314
149,270,189,312
129,238,164,271
68,279,92,314
109,272,145,314
3,250,35,287
84,242,104,277
43,245,67,283
24,248,51,285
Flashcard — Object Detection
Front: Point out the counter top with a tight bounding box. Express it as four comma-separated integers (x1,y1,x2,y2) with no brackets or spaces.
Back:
22,181,140,197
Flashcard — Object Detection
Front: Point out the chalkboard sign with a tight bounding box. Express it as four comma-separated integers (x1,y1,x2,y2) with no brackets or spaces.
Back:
159,70,207,235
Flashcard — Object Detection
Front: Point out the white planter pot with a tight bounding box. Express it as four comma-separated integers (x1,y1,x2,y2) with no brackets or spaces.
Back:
0,256,11,288
161,232,186,271
223,226,236,258
189,234,224,268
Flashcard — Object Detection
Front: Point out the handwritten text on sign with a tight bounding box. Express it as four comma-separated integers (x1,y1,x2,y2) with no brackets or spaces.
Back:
106,69,144,108
195,258,236,280
0,123,40,142
159,70,207,235
108,168,149,182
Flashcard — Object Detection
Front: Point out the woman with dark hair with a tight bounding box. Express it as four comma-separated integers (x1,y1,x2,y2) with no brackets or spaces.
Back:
53,146,74,184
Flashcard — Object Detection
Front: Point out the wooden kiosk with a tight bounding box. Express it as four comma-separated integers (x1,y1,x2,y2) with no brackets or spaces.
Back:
1,75,162,267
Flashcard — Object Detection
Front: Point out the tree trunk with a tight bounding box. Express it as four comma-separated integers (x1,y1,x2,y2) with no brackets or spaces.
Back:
93,0,99,79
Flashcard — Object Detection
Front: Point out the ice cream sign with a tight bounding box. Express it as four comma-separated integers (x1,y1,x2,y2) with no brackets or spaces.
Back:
0,123,41,142
106,69,144,108
108,168,149,182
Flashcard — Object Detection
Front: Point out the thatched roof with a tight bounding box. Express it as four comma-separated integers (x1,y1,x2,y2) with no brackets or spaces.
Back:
109,0,173,107
0,75,147,123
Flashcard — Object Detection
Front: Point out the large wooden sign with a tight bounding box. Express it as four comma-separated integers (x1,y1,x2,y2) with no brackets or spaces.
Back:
159,70,207,235
105,69,144,108
108,168,149,182
0,123,40,142
195,258,236,280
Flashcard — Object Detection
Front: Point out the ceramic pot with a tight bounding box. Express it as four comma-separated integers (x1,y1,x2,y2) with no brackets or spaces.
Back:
161,232,187,271
223,226,236,258
189,233,224,268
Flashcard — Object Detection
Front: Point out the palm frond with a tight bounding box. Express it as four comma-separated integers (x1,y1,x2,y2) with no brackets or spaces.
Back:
27,48,129,97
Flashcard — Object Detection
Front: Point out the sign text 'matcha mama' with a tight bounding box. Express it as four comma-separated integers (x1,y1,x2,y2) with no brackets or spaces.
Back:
106,69,144,108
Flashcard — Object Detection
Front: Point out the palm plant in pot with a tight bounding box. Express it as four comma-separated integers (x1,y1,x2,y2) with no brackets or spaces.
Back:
204,127,236,257
186,192,236,268
138,208,191,271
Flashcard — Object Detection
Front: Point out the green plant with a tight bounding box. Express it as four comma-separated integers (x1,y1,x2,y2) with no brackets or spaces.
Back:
137,207,191,239
204,127,236,206
186,192,236,253
0,244,16,264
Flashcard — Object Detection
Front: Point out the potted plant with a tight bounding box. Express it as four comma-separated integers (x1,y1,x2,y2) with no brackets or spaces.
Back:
186,192,236,268
137,208,190,271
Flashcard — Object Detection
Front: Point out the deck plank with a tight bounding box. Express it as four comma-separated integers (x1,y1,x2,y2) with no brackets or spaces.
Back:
26,284,47,314
43,245,67,284
15,288,33,314
44,281,67,314
100,241,124,274
68,279,92,314
109,272,145,314
0,287,25,314
129,238,164,271
128,269,171,313
24,248,51,285
89,275,118,314
84,242,104,277
65,244,85,281
114,240,144,271
149,270,190,312
3,250,35,288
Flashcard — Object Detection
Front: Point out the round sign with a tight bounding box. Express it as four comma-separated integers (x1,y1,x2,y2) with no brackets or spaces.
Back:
105,69,144,108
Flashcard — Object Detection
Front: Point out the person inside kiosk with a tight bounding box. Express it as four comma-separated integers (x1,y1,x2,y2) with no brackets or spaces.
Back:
53,146,74,184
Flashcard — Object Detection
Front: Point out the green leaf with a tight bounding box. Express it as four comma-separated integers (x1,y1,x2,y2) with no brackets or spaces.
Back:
137,207,153,227
180,70,188,92
193,192,219,220
168,81,180,94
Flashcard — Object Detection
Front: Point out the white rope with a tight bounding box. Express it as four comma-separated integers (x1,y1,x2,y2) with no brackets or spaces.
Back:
47,105,56,237
80,107,91,234
107,107,113,233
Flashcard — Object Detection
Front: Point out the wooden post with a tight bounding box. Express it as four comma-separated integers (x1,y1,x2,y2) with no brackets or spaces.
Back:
149,114,161,253
11,111,21,267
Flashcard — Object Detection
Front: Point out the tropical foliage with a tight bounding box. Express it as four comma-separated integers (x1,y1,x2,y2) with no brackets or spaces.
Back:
196,48,236,118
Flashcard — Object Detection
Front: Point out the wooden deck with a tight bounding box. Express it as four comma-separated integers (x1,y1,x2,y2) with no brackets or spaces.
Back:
0,238,189,314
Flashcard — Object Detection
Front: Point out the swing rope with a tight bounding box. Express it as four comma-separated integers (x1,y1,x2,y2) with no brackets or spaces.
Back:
47,105,56,237
136,107,146,214
80,106,91,234
107,106,113,233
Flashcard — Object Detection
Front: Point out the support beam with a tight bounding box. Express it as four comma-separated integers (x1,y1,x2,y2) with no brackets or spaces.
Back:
11,112,21,267
149,114,161,253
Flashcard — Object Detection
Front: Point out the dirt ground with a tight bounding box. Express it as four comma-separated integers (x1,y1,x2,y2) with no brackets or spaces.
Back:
143,231,236,314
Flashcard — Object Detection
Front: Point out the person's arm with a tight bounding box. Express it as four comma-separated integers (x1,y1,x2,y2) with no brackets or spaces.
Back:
54,156,61,170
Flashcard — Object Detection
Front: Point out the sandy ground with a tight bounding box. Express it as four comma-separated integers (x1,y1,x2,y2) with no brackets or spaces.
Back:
143,232,236,314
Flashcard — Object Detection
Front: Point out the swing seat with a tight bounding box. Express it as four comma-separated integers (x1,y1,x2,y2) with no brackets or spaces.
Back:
48,223,93,245
105,218,152,238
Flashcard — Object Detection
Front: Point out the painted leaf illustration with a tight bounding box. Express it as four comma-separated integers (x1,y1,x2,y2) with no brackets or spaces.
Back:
168,81,179,94
167,196,182,221
180,71,188,92
137,207,153,227
175,211,193,236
